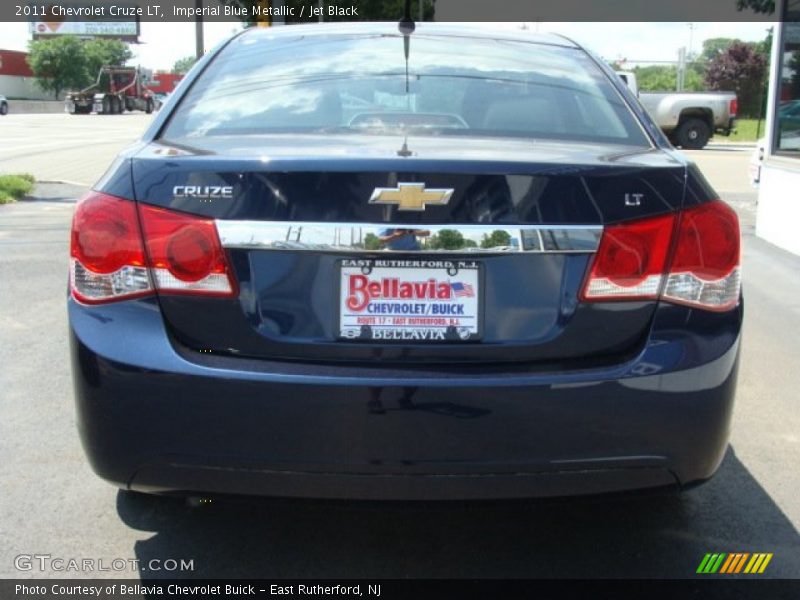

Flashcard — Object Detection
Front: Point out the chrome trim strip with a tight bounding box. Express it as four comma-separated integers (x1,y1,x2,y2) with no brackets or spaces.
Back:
216,221,602,254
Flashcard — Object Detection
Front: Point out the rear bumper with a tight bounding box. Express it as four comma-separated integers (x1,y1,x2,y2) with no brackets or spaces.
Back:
69,297,741,500
717,117,736,136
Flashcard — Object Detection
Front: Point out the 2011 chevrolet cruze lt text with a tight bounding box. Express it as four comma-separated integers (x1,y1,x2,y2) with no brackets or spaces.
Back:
68,23,742,500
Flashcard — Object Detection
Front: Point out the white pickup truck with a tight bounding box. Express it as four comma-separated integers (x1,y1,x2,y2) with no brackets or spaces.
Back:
617,71,737,150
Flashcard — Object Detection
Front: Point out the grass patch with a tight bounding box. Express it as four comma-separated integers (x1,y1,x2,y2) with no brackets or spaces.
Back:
724,118,767,143
0,174,35,204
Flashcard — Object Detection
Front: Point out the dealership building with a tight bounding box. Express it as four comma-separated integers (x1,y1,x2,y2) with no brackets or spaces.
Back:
0,48,51,100
757,2,800,255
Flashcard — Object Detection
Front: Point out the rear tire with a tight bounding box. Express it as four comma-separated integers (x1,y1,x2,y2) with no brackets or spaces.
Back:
0,101,8,115
111,96,122,114
145,99,153,114
675,118,711,150
101,96,111,115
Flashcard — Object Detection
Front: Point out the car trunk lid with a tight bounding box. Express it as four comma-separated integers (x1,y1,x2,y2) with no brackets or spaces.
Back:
131,135,686,365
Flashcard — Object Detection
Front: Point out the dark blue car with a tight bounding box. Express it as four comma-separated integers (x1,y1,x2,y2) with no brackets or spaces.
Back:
68,23,742,500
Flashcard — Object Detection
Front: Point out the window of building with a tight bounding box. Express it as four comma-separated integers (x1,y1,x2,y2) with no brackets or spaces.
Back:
775,3,800,154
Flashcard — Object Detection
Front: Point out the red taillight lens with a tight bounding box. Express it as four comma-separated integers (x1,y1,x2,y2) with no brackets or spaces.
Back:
581,201,741,311
138,204,236,297
70,192,152,304
581,213,675,301
671,202,739,280
729,97,738,118
70,193,237,304
663,201,740,311
71,192,146,274
166,226,217,282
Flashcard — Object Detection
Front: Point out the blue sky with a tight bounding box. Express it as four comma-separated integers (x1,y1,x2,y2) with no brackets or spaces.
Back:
0,21,773,72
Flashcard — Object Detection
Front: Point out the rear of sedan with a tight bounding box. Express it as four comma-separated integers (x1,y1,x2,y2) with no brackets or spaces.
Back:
68,24,742,500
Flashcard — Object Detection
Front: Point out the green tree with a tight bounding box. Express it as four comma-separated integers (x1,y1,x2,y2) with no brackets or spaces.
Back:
735,0,775,15
27,36,132,98
173,56,197,75
629,65,704,92
428,229,465,250
704,41,768,117
27,36,89,99
755,27,773,58
480,230,512,249
684,67,706,91
699,38,738,64
632,65,676,91
84,38,132,78
363,233,382,250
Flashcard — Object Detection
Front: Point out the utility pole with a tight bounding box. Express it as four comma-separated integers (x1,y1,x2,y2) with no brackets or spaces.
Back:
194,0,204,59
677,46,686,92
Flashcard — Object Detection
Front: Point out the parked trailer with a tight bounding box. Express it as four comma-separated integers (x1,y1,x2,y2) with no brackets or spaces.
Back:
65,66,155,115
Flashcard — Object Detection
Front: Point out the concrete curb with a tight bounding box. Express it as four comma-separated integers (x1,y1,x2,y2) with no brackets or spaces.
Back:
706,142,758,149
4,100,64,114
38,179,92,188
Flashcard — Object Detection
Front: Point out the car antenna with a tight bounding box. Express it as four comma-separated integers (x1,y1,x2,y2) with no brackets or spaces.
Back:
398,0,415,35
397,136,413,157
398,0,415,95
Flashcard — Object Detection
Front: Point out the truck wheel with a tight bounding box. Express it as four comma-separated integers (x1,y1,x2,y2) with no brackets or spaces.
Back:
1,101,8,115
102,97,111,115
145,99,154,114
676,118,711,150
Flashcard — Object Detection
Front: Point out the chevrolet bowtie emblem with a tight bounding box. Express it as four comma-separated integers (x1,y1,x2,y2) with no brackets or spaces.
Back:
369,183,454,211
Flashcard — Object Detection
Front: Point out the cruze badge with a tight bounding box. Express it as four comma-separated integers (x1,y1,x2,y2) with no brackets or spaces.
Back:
369,183,453,211
173,185,234,200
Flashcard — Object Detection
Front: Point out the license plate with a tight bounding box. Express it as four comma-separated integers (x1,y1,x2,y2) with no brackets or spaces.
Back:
338,259,481,342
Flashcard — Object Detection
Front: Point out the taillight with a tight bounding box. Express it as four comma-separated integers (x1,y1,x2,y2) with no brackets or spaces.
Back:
729,97,738,118
663,201,740,311
70,192,152,304
70,193,236,304
581,213,675,301
581,201,741,311
138,204,236,297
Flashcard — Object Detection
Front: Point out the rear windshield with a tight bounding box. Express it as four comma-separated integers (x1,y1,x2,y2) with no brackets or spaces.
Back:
162,30,650,147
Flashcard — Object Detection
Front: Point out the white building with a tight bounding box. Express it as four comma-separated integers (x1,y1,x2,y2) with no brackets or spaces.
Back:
756,3,800,255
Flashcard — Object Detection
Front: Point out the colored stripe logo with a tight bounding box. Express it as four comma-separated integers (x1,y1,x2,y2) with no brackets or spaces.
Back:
697,553,773,574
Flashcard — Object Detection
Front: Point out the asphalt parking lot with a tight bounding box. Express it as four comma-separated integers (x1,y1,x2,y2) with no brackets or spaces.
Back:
0,113,152,186
1,114,799,579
